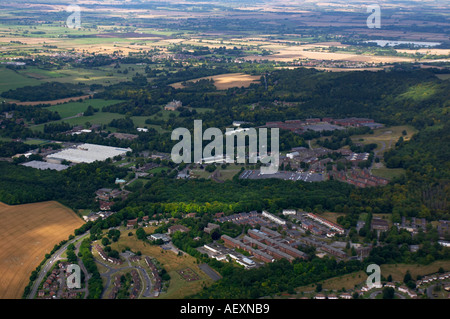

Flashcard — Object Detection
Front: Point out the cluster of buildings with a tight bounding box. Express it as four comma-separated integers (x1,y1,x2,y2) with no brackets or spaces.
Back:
438,220,450,240
395,216,427,234
145,257,162,297
129,269,142,299
313,269,450,299
66,124,101,136
263,117,383,135
304,212,345,236
330,167,389,188
96,187,130,203
203,223,220,234
215,211,286,229
38,262,80,299
215,211,273,227
96,188,127,201
109,275,123,299
262,210,286,225
296,236,348,259
109,270,142,299
94,244,123,265
82,187,131,222
221,226,307,265
291,211,345,238
168,224,190,235
417,272,450,286
314,293,354,299
164,100,182,111
200,242,259,269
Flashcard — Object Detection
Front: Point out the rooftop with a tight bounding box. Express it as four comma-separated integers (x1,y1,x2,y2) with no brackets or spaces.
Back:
46,143,131,164
21,160,69,171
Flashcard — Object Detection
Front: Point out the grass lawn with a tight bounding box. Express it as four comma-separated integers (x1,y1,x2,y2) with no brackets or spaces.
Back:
371,167,406,180
130,116,167,133
127,178,151,188
148,166,169,174
23,138,49,145
45,99,123,119
319,212,346,225
31,110,127,132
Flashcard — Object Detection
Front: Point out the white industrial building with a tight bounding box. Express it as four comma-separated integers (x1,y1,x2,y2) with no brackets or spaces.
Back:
282,209,297,216
46,143,131,164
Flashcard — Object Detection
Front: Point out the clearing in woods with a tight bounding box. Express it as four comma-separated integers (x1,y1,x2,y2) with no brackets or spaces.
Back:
0,201,84,299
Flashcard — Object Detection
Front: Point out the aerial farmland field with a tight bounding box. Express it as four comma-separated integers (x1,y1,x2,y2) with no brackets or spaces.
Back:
0,201,84,299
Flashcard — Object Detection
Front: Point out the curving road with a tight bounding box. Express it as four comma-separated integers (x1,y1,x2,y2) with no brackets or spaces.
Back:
27,232,90,299
96,253,153,299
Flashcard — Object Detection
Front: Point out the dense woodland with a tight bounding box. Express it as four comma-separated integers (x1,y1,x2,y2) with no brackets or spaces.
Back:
0,161,127,209
1,65,449,299
1,82,86,102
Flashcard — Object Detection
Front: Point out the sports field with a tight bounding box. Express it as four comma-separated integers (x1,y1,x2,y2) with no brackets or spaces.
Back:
0,201,84,299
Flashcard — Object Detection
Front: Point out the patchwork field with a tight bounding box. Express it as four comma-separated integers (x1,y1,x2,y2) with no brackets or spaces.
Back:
244,44,415,63
0,201,84,299
45,99,123,119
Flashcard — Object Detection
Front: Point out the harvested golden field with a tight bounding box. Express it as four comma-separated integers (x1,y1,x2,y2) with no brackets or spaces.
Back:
0,201,84,299
170,73,260,90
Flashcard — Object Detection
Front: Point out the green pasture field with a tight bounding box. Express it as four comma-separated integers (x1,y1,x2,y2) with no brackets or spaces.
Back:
0,67,41,94
129,116,166,133
30,110,126,132
45,99,123,119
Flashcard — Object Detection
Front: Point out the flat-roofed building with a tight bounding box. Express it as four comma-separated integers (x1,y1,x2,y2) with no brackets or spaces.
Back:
21,160,69,171
46,143,131,164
